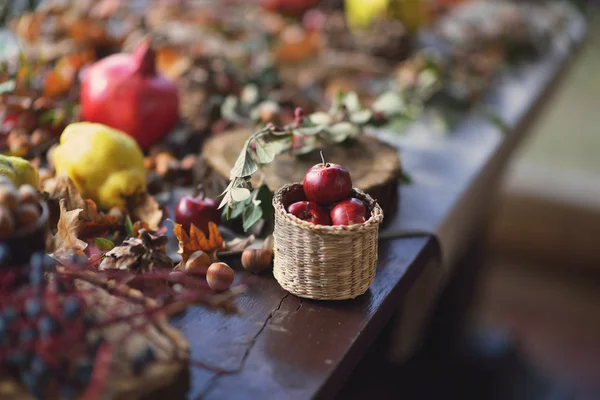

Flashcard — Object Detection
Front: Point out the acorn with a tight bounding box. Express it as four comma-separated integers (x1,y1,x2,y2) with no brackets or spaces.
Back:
0,186,18,211
18,184,38,204
206,262,234,292
0,206,15,239
241,249,273,274
15,204,40,229
185,250,211,276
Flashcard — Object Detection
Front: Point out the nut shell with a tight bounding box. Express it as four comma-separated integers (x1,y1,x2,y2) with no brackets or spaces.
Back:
15,204,40,229
206,262,234,292
185,250,212,275
241,249,273,274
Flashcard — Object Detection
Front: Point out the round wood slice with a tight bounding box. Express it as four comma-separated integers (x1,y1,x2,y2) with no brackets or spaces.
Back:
201,129,401,222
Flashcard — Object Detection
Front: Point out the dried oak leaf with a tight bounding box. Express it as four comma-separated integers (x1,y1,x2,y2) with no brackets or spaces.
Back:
46,176,120,235
129,192,163,231
99,230,172,273
48,198,88,261
173,222,224,267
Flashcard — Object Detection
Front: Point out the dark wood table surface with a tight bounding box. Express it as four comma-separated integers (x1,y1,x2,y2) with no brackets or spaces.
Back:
170,11,587,400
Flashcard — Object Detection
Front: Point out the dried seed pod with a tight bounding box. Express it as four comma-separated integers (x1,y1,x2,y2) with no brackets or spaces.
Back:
185,250,211,276
206,262,234,292
0,206,15,239
241,249,273,274
0,186,19,211
15,204,40,229
18,184,38,204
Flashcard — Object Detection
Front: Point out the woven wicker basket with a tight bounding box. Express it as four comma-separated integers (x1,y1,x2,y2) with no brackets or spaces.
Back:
273,183,384,300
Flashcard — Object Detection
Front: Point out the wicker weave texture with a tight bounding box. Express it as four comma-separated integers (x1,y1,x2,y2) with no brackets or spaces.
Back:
273,184,384,300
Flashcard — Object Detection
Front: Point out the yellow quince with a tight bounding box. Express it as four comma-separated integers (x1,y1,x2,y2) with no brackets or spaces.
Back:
0,155,39,188
52,122,147,209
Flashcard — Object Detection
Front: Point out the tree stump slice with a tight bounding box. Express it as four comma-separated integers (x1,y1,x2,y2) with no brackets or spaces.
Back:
201,129,401,222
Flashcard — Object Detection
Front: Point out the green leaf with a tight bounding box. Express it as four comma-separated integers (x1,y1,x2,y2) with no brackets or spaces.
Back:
400,170,413,185
221,95,243,123
254,184,274,220
241,84,260,105
350,109,373,125
0,79,15,94
253,138,277,164
372,91,406,117
343,92,361,113
124,215,134,237
328,122,361,143
295,126,323,136
231,141,258,178
94,238,115,251
309,112,332,126
242,202,263,232
230,187,252,202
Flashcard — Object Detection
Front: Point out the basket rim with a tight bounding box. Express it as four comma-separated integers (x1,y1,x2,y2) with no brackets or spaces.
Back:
273,183,383,233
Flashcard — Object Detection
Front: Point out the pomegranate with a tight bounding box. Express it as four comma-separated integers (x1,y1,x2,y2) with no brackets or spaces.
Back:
80,40,179,150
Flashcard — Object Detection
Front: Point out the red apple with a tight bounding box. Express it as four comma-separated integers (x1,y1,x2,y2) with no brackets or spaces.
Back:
303,155,352,206
330,198,367,226
175,188,221,235
260,0,318,17
288,201,330,225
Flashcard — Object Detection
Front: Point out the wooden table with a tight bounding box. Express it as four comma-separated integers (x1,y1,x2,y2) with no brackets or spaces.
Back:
170,11,587,400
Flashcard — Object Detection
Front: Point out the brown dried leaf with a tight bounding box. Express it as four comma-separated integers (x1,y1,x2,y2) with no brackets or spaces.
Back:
224,235,256,252
130,192,163,231
173,222,224,267
99,233,173,273
49,199,88,261
47,176,120,234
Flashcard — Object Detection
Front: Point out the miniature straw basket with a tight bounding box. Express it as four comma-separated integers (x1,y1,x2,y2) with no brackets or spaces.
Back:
273,183,384,300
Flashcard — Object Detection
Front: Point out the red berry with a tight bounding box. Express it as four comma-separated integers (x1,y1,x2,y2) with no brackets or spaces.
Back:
288,201,330,225
330,198,367,226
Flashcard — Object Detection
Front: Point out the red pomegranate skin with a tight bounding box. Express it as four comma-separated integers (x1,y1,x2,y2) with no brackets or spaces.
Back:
303,162,352,206
80,41,179,150
330,198,367,226
288,201,330,225
260,0,319,16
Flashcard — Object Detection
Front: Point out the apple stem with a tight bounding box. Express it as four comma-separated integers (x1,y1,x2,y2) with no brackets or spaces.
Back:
320,151,326,166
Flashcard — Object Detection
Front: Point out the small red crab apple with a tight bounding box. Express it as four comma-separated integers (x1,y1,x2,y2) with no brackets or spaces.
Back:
288,201,330,225
175,186,221,236
330,198,367,226
303,152,352,206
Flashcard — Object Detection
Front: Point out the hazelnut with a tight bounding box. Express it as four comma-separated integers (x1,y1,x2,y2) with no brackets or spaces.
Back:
0,186,18,211
0,206,15,239
15,204,40,229
206,262,234,292
241,249,273,274
167,271,188,286
18,185,38,204
185,250,211,276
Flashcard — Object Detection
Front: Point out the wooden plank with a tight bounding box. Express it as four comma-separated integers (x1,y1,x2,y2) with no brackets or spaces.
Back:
170,237,437,399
